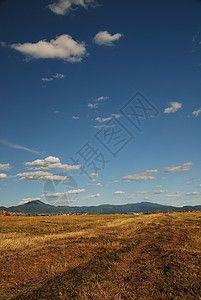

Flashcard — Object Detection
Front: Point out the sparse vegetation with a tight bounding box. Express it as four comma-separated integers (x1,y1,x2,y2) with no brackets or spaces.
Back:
0,212,201,299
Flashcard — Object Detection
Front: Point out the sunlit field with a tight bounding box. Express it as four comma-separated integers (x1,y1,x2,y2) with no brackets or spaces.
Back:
0,212,201,299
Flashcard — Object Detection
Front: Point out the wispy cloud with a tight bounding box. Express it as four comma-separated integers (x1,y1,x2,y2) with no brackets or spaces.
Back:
0,163,12,171
192,108,201,117
164,102,182,114
95,114,120,123
0,138,41,154
41,73,65,82
16,171,68,181
43,189,85,198
19,198,41,205
10,34,87,63
0,173,7,179
122,169,158,182
153,190,167,194
72,116,79,119
25,156,80,171
113,190,125,195
48,0,96,16
164,162,194,173
185,192,201,196
88,96,109,109
93,31,123,46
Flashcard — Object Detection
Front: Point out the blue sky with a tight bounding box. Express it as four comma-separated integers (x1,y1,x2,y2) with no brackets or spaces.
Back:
0,0,201,207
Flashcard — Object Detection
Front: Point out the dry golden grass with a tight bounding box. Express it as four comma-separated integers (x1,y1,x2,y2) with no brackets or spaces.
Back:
0,212,201,299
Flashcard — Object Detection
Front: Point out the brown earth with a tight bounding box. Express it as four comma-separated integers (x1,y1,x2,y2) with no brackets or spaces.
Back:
0,212,201,299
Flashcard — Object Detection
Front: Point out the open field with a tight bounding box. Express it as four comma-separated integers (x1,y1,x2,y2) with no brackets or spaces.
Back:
0,212,201,299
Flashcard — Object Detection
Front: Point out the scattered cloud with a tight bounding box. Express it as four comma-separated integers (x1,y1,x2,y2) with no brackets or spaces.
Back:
141,169,158,175
144,197,157,201
80,193,101,200
11,34,87,63
41,73,65,82
88,96,109,109
164,102,182,114
88,173,98,178
164,162,194,173
16,171,68,181
152,185,163,189
96,182,102,186
95,96,109,102
93,31,123,46
126,194,135,199
0,173,7,179
41,77,53,82
113,191,125,195
48,0,96,15
136,191,148,195
185,192,201,196
44,189,85,198
0,163,12,171
72,116,79,119
153,190,167,194
95,114,120,123
0,138,41,154
19,197,41,205
165,194,181,198
25,156,80,171
88,102,98,109
122,174,156,182
192,108,201,117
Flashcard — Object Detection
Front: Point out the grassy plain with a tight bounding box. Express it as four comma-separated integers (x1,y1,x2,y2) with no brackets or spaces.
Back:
0,212,201,299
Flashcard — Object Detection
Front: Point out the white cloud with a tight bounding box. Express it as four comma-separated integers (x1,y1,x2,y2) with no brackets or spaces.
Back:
141,169,158,175
19,198,41,205
95,114,120,123
16,171,68,181
88,173,98,178
53,73,65,79
93,31,123,46
25,156,80,171
152,185,163,189
113,191,125,195
144,197,157,201
164,102,182,114
126,194,135,199
95,96,109,102
48,0,95,15
88,96,109,109
192,108,201,117
96,182,102,186
185,192,201,196
153,190,167,194
136,191,148,194
41,73,65,82
0,173,7,179
41,77,53,82
44,189,85,198
165,194,181,198
88,102,98,109
164,162,194,173
80,193,101,200
0,138,41,154
72,116,79,119
11,34,87,63
122,173,156,181
0,163,12,171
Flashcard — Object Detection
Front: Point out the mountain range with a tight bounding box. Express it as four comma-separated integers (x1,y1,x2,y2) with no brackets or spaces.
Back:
1,200,201,214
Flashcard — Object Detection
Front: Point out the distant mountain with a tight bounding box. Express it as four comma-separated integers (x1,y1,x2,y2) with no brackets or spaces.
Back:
2,200,201,214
